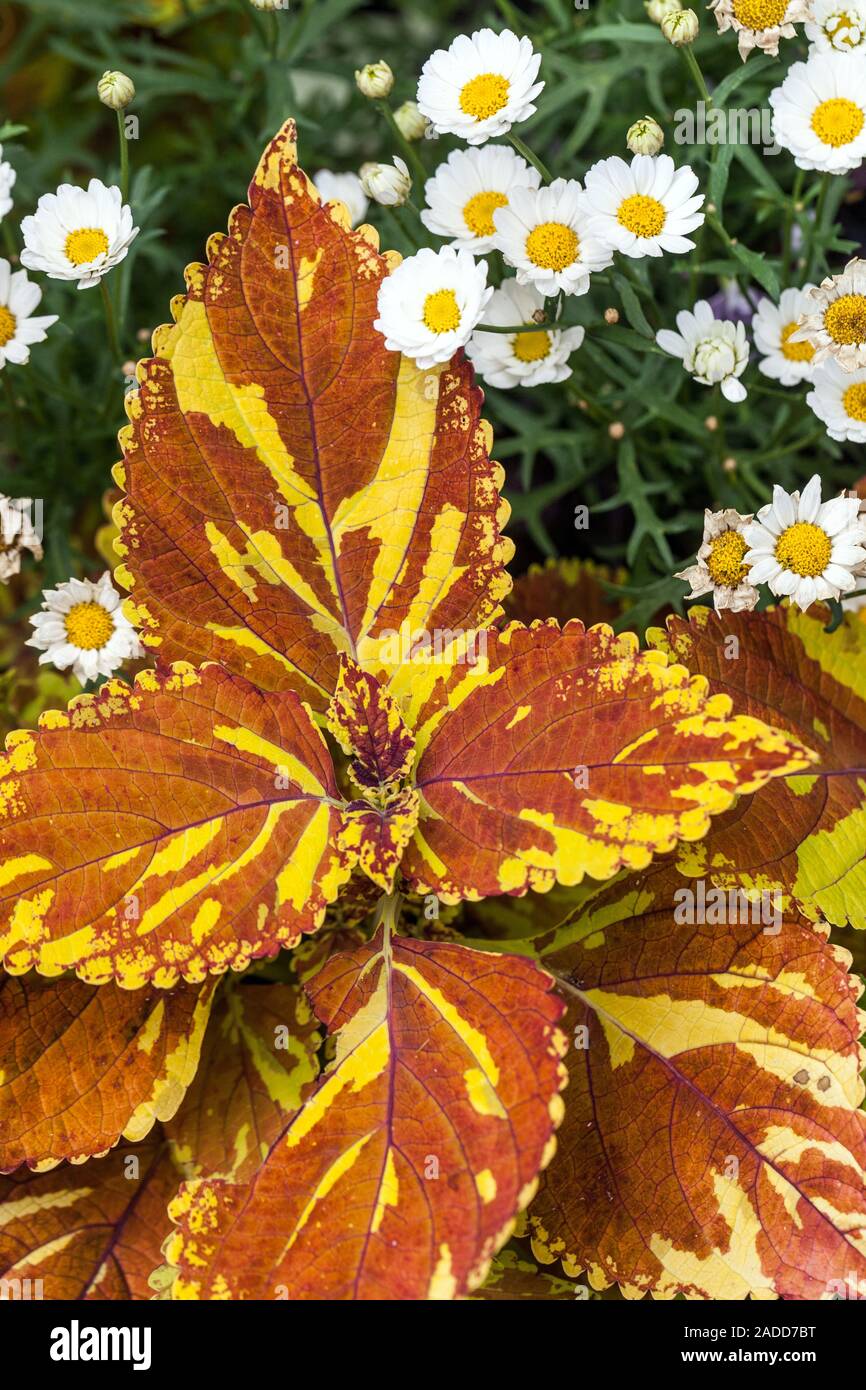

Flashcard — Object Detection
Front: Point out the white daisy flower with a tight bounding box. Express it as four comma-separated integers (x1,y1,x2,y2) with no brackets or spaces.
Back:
21,179,139,290
26,572,144,685
466,280,585,389
769,52,866,174
582,154,704,259
0,258,57,369
313,169,369,228
417,28,543,145
806,360,866,441
806,0,866,53
709,0,809,60
0,494,42,583
743,475,866,610
492,178,612,298
374,245,492,369
0,145,16,221
675,508,759,612
795,258,866,370
752,285,818,385
421,145,540,253
656,299,750,402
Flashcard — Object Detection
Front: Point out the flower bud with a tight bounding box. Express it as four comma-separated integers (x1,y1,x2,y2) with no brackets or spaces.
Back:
393,100,429,142
644,0,681,22
662,8,699,44
626,116,665,157
250,0,287,8
359,157,411,207
604,307,620,324
97,70,135,110
355,60,394,100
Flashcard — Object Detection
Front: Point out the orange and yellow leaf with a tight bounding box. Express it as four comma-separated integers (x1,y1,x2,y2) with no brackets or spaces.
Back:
391,621,815,902
161,913,567,1299
0,1139,179,1300
165,979,319,1182
527,860,866,1300
0,663,354,988
113,120,512,710
0,973,214,1171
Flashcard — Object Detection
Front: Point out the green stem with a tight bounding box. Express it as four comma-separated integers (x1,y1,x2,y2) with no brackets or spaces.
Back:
475,319,567,335
1,219,16,261
1,372,22,457
100,278,123,365
681,46,712,109
378,102,428,189
507,131,553,184
806,172,833,283
116,108,130,205
782,168,804,286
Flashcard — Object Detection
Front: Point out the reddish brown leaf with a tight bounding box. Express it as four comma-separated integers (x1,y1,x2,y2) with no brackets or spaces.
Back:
0,1140,179,1300
0,663,354,987
114,120,512,710
0,973,215,1172
165,979,319,1182
160,914,567,1299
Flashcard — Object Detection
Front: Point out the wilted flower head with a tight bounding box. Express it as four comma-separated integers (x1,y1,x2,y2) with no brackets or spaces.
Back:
0,495,42,582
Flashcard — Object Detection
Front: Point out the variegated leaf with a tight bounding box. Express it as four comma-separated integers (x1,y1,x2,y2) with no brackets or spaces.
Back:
0,663,354,988
339,788,420,892
503,558,627,628
472,1247,583,1300
327,654,415,791
113,119,512,710
388,621,815,902
165,979,319,1182
0,974,215,1172
0,1139,179,1300
649,605,866,929
526,860,866,1300
161,912,567,1299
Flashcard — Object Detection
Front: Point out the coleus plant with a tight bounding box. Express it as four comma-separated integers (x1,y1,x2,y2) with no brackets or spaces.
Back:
0,121,864,1303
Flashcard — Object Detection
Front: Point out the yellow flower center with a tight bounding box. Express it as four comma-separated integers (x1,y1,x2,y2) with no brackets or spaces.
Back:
459,72,510,121
826,11,859,45
64,601,115,651
780,321,815,362
810,97,864,147
463,190,508,239
775,522,832,578
0,306,16,347
732,0,789,27
512,330,551,363
616,194,666,239
65,227,110,266
525,221,578,272
824,293,866,344
706,530,749,587
842,381,866,420
422,288,461,335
